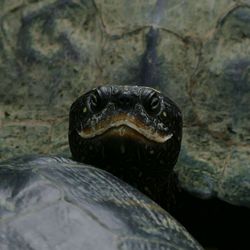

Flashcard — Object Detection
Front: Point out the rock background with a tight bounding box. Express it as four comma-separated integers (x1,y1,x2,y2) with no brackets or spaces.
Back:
0,0,249,206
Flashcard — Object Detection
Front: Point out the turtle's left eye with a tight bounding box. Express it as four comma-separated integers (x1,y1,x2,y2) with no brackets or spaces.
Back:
141,90,161,115
87,89,107,113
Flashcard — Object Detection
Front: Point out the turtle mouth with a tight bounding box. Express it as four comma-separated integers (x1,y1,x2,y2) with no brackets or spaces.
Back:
77,115,172,143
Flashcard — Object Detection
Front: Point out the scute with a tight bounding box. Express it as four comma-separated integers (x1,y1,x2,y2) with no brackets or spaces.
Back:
175,5,250,207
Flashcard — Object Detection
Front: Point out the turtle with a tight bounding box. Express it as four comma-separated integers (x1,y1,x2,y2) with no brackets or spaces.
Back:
68,85,182,209
0,155,203,250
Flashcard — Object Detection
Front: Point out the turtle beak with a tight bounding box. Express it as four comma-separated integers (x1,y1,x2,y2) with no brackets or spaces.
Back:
77,114,173,143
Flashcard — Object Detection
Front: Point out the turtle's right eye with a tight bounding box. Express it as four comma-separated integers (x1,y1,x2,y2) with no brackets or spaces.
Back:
87,89,107,113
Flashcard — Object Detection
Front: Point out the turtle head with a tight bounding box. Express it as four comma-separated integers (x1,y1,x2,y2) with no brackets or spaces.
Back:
69,85,182,179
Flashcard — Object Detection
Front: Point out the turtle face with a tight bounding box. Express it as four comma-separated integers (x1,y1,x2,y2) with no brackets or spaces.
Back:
69,85,182,179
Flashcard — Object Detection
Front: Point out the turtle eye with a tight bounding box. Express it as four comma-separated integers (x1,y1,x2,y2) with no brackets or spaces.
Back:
141,90,161,115
88,89,106,113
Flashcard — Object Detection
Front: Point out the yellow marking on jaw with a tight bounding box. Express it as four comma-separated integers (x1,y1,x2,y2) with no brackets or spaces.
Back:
83,107,87,113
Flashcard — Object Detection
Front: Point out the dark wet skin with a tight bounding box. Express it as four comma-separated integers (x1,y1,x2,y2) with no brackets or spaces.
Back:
69,85,182,208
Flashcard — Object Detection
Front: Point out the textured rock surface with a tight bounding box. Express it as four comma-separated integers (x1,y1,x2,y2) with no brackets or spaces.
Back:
0,0,249,206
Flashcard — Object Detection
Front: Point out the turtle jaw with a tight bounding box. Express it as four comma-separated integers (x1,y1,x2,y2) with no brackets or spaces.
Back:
77,119,173,144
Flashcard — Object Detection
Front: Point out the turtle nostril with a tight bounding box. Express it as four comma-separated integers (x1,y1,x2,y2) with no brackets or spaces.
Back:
118,95,131,107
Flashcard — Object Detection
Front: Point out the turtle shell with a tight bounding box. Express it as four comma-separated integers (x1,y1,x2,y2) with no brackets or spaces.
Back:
0,0,249,208
0,156,202,250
